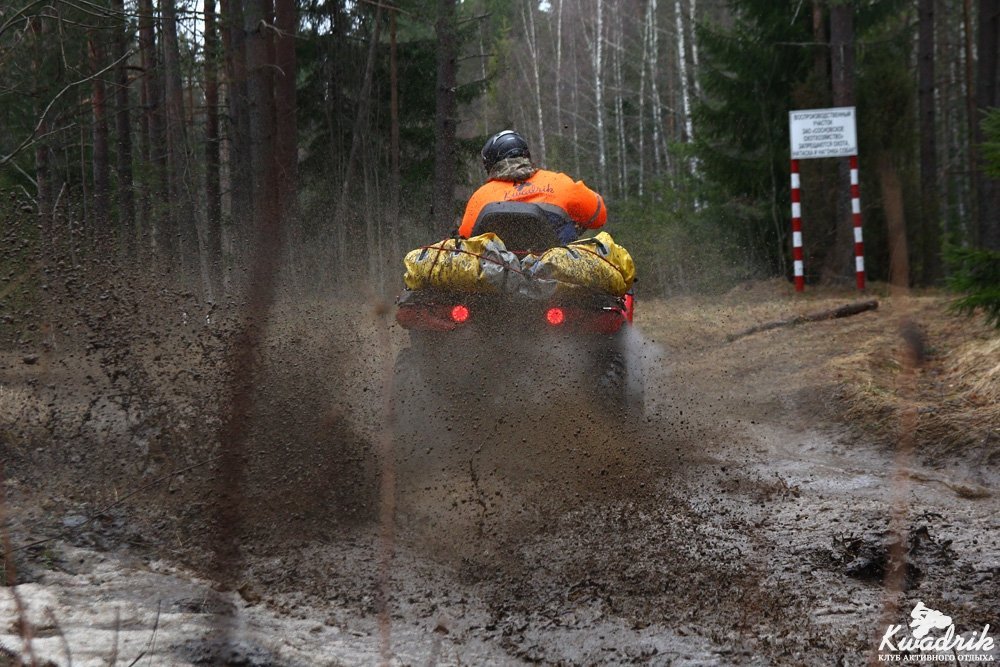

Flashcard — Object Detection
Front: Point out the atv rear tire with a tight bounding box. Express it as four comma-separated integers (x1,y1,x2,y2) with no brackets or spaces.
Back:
597,347,645,416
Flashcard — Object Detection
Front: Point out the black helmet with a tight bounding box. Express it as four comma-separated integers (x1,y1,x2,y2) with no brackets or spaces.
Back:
481,130,531,173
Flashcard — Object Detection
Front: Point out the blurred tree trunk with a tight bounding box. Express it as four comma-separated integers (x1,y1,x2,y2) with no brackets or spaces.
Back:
521,1,546,165
638,2,648,195
689,0,701,98
335,6,382,269
555,0,564,136
274,0,298,215
592,0,607,189
389,8,401,262
161,0,194,272
963,0,979,237
204,0,223,290
977,0,1000,250
674,0,693,145
221,0,254,235
89,33,111,230
646,0,667,174
613,9,626,195
111,0,135,253
80,125,91,225
879,153,910,287
918,0,940,282
246,0,279,258
812,2,827,83
31,17,53,224
434,0,458,231
823,2,857,283
138,0,169,256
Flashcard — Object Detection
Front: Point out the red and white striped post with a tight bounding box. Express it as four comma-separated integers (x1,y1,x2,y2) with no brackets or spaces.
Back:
850,155,866,290
790,159,805,292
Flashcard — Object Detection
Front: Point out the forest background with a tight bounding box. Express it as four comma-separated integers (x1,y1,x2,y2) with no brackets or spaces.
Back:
2,0,999,304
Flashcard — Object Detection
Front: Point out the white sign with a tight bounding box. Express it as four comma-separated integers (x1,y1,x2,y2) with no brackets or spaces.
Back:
789,106,857,159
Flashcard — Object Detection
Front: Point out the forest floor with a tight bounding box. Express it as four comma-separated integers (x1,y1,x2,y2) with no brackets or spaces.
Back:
1,280,998,666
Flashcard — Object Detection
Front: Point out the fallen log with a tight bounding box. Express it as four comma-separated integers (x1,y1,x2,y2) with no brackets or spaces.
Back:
726,299,879,342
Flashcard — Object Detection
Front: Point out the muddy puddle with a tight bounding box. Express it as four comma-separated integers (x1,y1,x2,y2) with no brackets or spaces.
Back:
2,300,998,666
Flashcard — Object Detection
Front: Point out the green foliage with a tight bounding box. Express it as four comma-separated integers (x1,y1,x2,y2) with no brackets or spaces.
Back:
611,159,767,296
296,0,497,239
944,106,1000,329
946,247,1000,328
692,0,814,275
981,108,1000,179
692,0,911,280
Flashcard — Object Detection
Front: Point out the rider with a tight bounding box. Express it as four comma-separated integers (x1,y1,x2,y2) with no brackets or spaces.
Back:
458,130,607,243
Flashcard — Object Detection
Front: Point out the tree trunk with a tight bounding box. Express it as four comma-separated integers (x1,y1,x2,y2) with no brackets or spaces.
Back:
245,0,279,260
812,2,827,84
434,0,458,231
521,1,546,165
30,17,53,224
80,124,91,226
112,0,135,253
593,0,607,189
918,0,941,281
389,8,401,263
941,1,966,230
638,0,648,196
647,0,667,174
555,0,564,135
204,0,223,290
977,0,1000,250
674,0,694,145
688,0,700,100
89,32,111,231
335,6,383,269
221,0,254,236
613,8,627,195
824,2,857,283
963,0,979,239
879,153,910,288
138,0,168,256
161,0,193,272
274,0,297,216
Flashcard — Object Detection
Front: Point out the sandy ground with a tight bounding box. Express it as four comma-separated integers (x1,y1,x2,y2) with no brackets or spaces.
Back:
1,285,998,665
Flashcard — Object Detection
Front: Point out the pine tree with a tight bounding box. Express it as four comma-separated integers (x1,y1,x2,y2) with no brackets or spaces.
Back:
693,0,813,274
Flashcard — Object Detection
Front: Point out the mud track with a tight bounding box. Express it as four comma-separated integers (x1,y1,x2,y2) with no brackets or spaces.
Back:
2,291,998,665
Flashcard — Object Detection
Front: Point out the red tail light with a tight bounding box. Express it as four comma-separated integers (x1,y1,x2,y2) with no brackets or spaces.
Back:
450,304,470,323
545,307,565,325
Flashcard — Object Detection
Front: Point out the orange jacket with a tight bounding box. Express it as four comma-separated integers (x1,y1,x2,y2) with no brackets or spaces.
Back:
458,169,607,238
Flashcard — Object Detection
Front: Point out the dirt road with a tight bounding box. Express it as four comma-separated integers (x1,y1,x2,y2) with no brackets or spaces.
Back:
2,287,998,665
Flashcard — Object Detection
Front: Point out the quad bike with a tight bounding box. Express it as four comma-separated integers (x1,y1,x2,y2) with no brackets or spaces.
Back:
393,202,644,416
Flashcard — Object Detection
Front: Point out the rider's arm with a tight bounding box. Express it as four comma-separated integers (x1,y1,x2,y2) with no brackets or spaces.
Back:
458,181,503,239
458,188,488,238
559,176,607,229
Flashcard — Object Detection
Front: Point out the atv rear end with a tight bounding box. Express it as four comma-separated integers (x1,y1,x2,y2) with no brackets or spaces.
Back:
394,288,642,412
393,201,643,422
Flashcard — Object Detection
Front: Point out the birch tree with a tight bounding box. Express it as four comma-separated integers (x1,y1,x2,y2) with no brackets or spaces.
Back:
591,0,608,189
111,0,135,245
521,0,547,164
647,0,667,172
674,0,694,145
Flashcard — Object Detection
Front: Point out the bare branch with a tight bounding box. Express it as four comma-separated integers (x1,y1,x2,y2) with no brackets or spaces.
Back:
0,0,51,41
0,49,134,166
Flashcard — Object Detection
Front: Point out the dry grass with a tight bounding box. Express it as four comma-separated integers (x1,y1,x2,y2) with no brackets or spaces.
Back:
829,295,999,459
639,280,998,461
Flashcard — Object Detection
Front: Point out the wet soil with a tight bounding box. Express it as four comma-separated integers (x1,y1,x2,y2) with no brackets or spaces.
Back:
1,289,998,665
